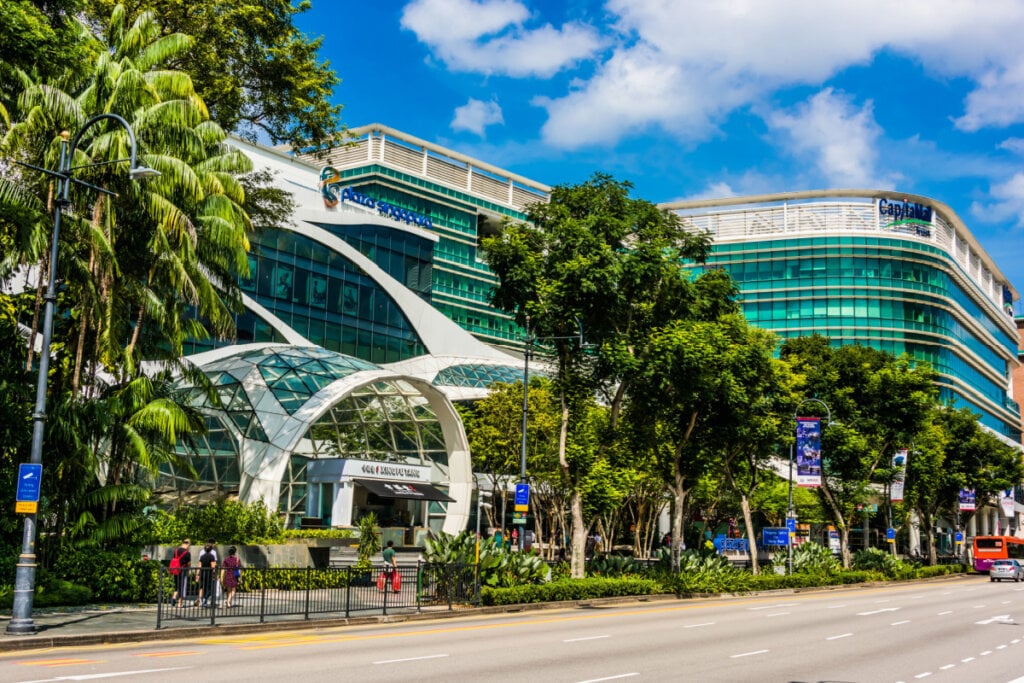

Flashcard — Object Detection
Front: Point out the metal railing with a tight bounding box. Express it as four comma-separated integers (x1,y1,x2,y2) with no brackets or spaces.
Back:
155,562,479,629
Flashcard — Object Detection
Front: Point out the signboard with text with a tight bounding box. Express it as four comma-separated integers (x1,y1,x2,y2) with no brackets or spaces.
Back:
15,463,42,514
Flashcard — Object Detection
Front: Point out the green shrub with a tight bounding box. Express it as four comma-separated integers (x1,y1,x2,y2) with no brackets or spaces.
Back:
852,547,898,574
134,500,284,545
281,529,354,540
52,549,166,602
792,542,841,574
424,531,548,587
587,554,645,577
481,577,662,606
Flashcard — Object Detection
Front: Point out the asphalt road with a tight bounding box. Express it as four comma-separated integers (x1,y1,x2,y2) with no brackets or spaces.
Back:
4,574,1024,683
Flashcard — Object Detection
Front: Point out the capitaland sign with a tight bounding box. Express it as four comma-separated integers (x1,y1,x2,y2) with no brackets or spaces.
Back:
879,198,932,237
319,166,433,229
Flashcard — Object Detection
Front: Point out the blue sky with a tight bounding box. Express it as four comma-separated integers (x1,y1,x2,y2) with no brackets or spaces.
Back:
295,0,1024,308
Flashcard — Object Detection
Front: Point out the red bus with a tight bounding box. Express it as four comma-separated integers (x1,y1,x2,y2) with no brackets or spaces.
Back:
972,535,1024,572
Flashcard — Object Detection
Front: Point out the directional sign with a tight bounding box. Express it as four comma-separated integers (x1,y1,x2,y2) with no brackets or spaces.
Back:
955,531,964,544
786,517,796,532
15,463,42,514
975,615,1012,625
762,527,789,546
515,483,530,508
886,528,895,543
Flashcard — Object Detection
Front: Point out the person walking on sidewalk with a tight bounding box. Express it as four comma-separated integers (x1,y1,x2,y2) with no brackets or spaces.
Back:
197,542,218,607
171,539,192,608
381,540,398,593
220,546,242,608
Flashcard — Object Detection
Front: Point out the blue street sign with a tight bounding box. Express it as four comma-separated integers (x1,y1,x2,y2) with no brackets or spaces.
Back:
886,528,896,540
762,527,789,546
786,517,796,532
955,531,964,544
16,464,42,503
514,483,530,507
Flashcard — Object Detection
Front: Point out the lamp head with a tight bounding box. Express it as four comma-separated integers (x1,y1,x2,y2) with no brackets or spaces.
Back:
129,164,160,180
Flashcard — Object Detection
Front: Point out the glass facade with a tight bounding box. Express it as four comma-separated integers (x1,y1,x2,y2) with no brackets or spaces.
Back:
240,227,427,363
692,235,1021,441
335,169,529,349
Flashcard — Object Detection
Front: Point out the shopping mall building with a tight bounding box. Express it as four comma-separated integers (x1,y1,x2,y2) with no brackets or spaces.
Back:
167,124,1022,538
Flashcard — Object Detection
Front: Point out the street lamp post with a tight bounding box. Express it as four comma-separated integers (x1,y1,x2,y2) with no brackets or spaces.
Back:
787,397,832,576
6,114,158,635
518,318,587,552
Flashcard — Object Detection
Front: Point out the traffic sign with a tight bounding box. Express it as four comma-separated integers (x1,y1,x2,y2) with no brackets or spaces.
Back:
786,517,796,532
886,528,895,543
955,531,964,545
512,512,527,525
15,463,42,515
762,527,789,546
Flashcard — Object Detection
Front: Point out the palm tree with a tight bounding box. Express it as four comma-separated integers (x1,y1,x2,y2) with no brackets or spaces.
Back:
0,4,253,553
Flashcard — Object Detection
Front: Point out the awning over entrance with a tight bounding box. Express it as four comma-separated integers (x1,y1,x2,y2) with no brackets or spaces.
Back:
355,478,454,502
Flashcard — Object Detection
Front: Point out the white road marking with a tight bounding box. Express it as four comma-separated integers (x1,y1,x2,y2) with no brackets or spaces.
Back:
373,654,449,665
914,673,932,679
749,603,795,610
825,633,853,640
910,595,924,599
980,650,993,656
975,615,1011,624
973,604,987,609
939,664,955,670
1013,639,1021,644
825,604,847,609
997,644,1007,650
858,607,899,615
16,669,189,683
730,649,769,658
873,599,891,603
1002,600,1012,604
937,611,953,615
576,674,639,683
891,620,911,626
961,657,975,663
684,622,715,628
564,635,610,642
765,612,790,617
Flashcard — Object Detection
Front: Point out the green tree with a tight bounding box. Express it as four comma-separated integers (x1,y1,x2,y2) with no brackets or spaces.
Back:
482,173,711,578
85,0,343,149
780,336,939,567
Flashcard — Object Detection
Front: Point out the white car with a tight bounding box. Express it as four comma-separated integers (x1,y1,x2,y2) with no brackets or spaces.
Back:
989,559,1024,582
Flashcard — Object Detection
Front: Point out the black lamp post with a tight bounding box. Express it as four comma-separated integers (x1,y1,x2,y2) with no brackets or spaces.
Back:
6,113,159,635
786,397,832,575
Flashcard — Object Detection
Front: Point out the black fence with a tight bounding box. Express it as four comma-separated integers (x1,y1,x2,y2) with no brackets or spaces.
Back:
156,562,479,629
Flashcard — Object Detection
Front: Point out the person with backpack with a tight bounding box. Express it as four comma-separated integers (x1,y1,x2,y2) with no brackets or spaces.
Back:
170,539,192,607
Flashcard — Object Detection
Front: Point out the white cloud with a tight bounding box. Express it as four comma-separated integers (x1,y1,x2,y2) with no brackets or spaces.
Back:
971,172,1024,226
956,60,1024,132
400,0,603,77
999,138,1024,156
766,88,897,189
532,1,1024,147
451,98,505,136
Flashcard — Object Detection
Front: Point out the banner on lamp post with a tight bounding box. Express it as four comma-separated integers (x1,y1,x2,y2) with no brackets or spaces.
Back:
890,449,908,502
795,417,822,487
1000,489,1015,518
958,488,976,512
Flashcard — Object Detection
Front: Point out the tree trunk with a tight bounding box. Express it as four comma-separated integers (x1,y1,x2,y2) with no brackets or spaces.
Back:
569,489,586,578
739,493,759,575
670,484,685,573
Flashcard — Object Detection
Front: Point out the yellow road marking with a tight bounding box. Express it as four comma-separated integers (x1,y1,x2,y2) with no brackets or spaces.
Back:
18,657,100,667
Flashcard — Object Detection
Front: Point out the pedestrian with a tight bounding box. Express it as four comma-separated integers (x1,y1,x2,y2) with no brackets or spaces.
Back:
380,540,399,593
171,539,192,608
511,528,519,550
220,546,242,608
198,542,218,607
